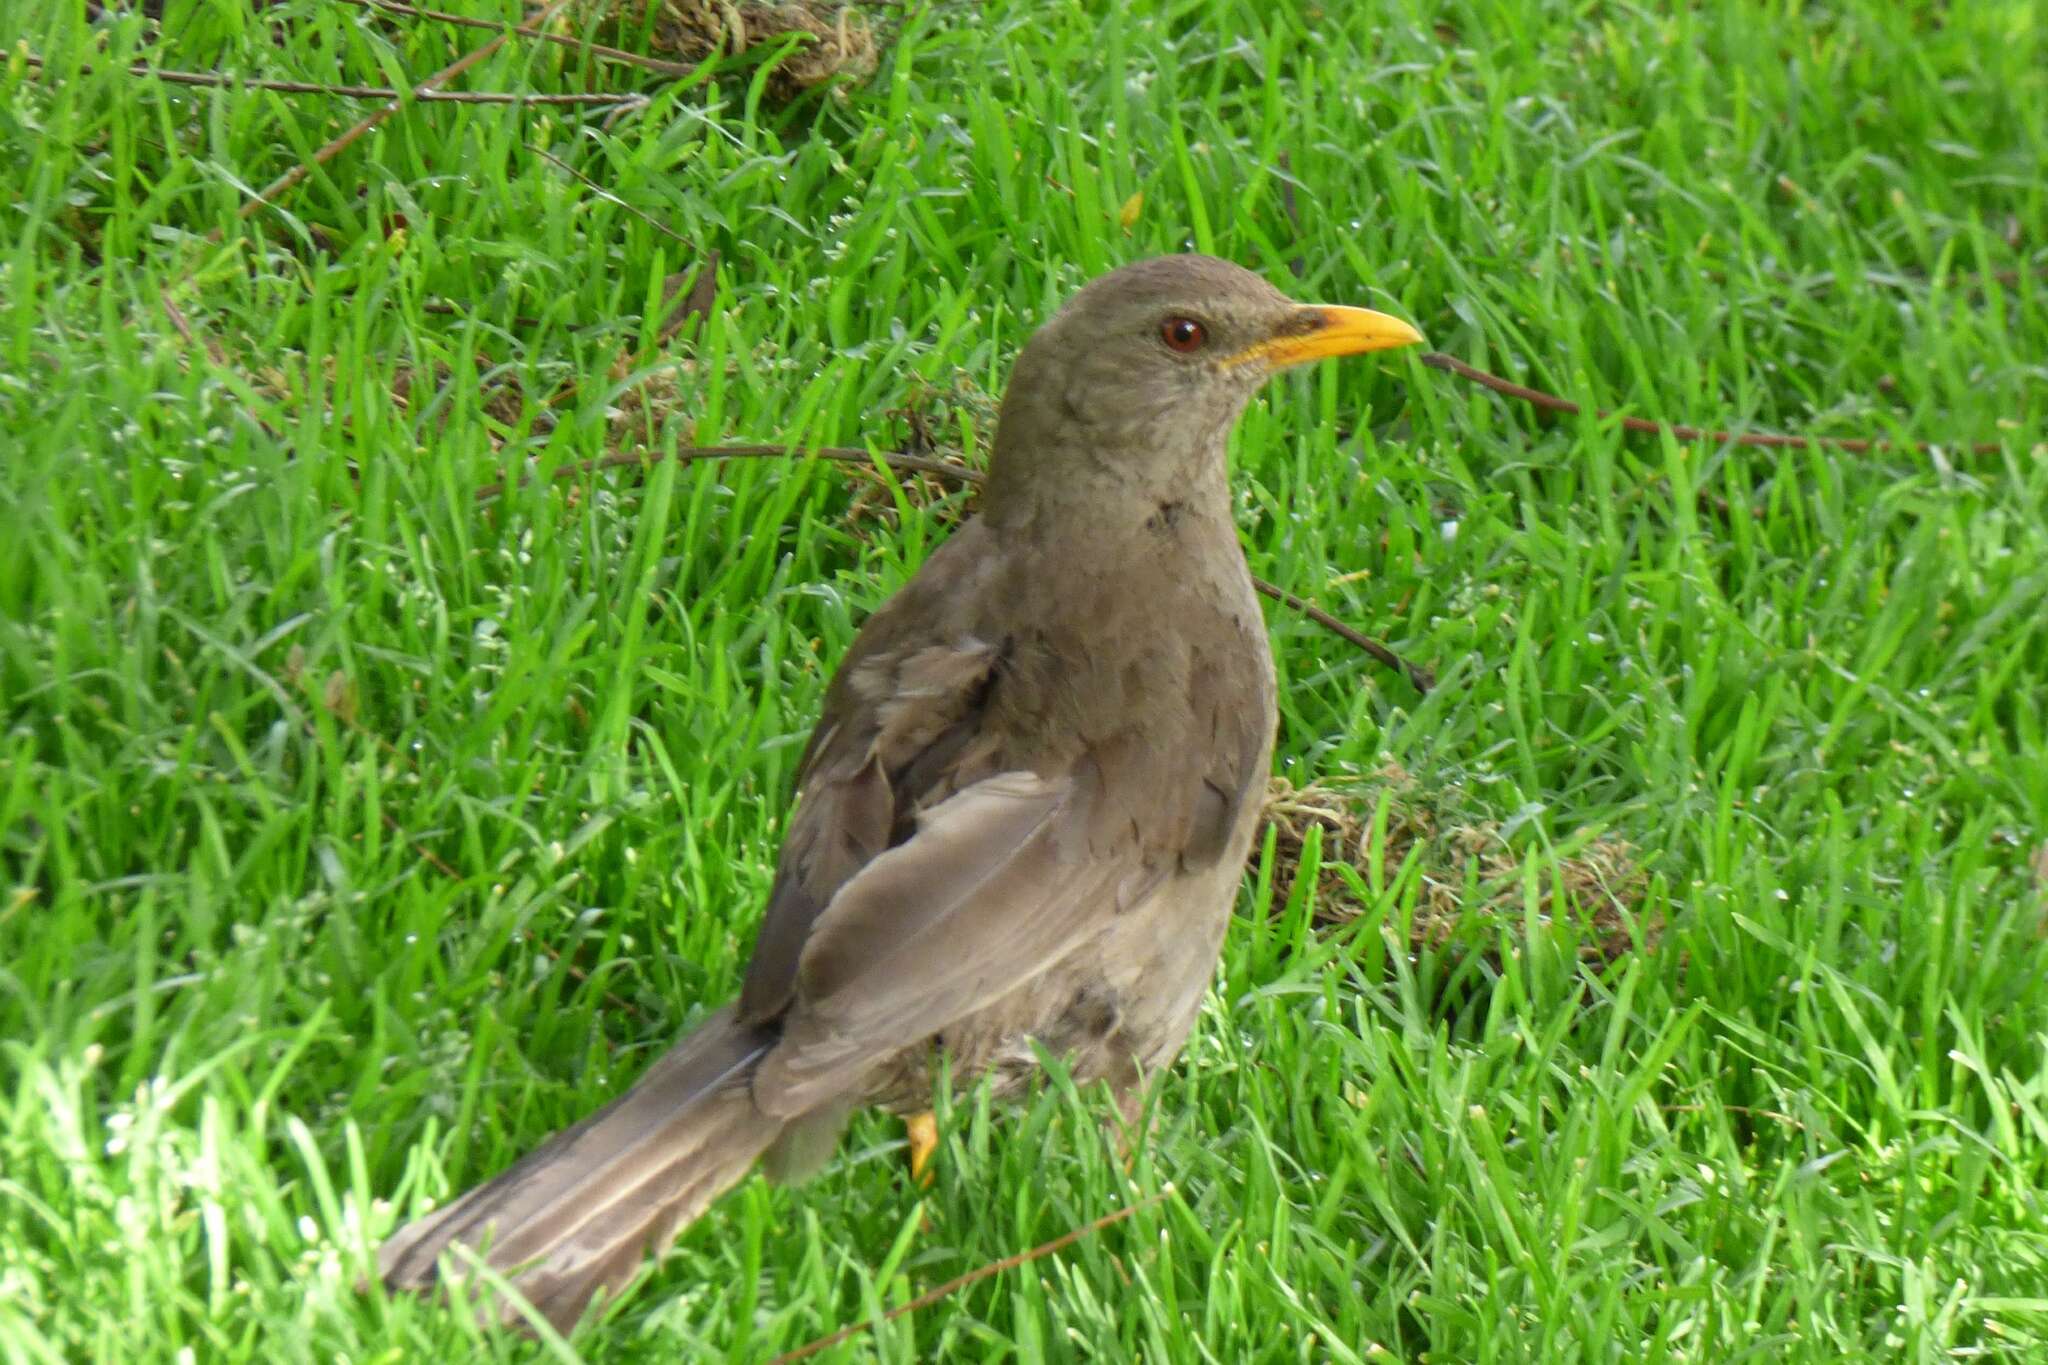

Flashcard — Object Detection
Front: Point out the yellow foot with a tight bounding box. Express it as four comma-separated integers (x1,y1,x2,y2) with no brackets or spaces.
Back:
906,1111,938,1188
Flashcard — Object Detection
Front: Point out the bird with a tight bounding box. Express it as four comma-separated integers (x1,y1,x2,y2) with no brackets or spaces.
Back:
377,253,1424,1332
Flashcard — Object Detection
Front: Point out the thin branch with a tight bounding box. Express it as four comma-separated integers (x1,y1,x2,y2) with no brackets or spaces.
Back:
158,288,227,368
1703,261,2045,294
218,0,578,233
470,445,1435,691
334,0,705,79
19,53,640,105
1257,580,1435,692
764,1188,1173,1365
471,443,975,503
377,810,463,882
520,145,722,342
526,143,690,245
1419,351,2009,457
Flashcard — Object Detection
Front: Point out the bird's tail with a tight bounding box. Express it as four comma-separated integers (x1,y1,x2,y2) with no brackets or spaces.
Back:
377,1006,781,1333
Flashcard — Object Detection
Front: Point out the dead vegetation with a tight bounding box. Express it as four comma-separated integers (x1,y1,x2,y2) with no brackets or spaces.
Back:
840,373,997,539
1261,767,1656,966
580,0,888,98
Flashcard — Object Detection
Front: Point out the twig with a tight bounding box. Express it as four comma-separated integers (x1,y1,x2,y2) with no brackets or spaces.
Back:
471,443,972,503
513,154,721,341
470,445,1435,691
378,810,462,881
1257,580,1435,692
335,0,705,79
158,288,227,367
1703,262,2044,293
764,1188,1173,1365
216,0,577,234
1419,351,2008,457
527,143,690,245
20,53,640,106
158,289,294,445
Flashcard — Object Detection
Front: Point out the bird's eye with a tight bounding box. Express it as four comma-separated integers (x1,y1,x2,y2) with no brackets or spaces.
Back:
1160,317,1208,353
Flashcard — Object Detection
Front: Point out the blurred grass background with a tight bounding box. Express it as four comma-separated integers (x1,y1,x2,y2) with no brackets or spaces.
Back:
2,0,2045,1358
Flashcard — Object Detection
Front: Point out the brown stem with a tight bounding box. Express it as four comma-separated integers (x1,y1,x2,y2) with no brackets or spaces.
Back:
1419,352,2009,457
335,0,705,79
471,444,974,502
1256,581,1436,692
764,1189,1172,1365
20,53,641,106
526,144,691,245
214,0,578,234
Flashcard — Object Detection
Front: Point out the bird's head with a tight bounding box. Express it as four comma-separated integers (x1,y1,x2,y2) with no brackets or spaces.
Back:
990,254,1424,510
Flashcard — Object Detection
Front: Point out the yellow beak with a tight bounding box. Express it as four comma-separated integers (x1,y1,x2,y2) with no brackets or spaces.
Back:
1224,305,1426,370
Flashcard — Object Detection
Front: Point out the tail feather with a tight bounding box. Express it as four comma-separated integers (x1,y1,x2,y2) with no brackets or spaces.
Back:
379,1007,782,1332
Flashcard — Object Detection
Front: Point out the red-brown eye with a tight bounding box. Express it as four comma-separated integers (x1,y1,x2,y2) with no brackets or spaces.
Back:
1160,317,1208,353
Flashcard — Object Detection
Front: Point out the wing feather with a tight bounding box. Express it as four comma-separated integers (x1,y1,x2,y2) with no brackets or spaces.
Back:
751,769,1155,1117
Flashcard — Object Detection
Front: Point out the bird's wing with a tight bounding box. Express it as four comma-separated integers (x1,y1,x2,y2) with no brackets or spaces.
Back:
1174,626,1275,872
748,762,1157,1117
736,526,1013,1026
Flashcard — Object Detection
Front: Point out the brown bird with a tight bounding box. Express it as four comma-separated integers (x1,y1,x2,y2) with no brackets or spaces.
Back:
377,254,1423,1331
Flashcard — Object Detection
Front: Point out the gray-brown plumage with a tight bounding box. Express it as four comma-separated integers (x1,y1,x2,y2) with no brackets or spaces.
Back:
377,254,1423,1332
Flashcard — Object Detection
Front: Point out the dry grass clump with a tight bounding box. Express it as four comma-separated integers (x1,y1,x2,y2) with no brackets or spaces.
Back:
1262,767,1657,966
839,373,995,539
839,451,979,541
581,0,886,97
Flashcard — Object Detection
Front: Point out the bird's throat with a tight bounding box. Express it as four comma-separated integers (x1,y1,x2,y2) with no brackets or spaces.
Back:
981,455,1235,548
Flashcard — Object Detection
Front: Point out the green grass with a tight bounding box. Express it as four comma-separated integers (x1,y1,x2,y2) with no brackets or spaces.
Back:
4,0,2047,1359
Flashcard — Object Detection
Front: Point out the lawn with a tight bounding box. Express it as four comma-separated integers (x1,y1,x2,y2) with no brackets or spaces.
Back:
3,0,2046,1360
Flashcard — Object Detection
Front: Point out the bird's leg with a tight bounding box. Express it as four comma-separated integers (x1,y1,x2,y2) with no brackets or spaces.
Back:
1107,1084,1150,1167
1074,1052,1156,1172
906,1110,939,1187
